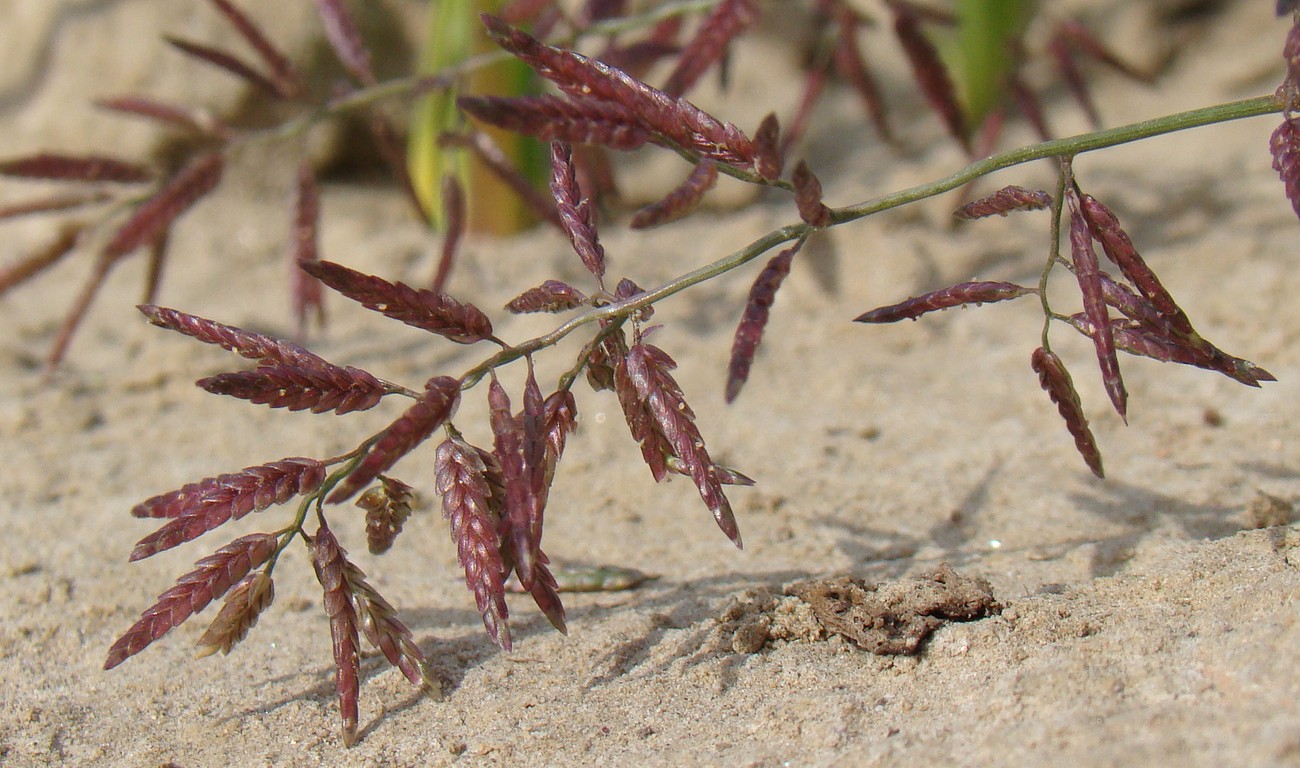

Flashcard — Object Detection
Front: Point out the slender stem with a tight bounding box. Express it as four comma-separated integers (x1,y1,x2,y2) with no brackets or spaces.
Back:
458,93,1284,387
830,94,1283,225
260,2,729,147
459,224,804,387
584,0,722,37
1040,159,1070,350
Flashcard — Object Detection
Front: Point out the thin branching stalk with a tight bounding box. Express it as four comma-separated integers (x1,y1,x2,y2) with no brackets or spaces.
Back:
456,94,1282,387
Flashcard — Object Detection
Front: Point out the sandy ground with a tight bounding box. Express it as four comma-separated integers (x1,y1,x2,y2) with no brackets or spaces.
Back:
3,1,1300,766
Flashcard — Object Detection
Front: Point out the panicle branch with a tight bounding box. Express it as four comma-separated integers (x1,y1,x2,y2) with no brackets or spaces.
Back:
327,376,461,503
300,260,494,344
164,36,285,98
310,519,361,747
129,458,325,560
661,0,760,97
138,304,326,370
310,0,376,86
1066,187,1127,422
106,533,278,669
630,159,718,229
206,0,304,97
104,152,224,260
550,141,607,282
0,153,152,183
435,434,511,650
478,15,757,168
196,363,388,415
487,375,544,589
726,239,803,403
1031,347,1104,478
357,477,417,555
854,281,1034,323
888,1,969,153
194,570,275,658
623,339,742,547
291,162,325,337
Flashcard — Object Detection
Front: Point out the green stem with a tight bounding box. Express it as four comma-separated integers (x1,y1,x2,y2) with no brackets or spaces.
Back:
1040,158,1070,351
458,94,1284,386
261,1,727,150
584,0,721,37
458,223,804,387
831,94,1282,225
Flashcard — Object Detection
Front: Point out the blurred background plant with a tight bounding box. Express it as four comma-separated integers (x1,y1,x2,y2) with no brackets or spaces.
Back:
0,0,1148,371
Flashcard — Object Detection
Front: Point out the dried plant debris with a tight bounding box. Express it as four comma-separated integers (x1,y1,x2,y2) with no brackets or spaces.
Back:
789,566,1001,654
504,563,657,593
722,566,1001,656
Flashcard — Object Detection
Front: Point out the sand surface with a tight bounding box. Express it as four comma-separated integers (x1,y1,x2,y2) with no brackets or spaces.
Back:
3,2,1300,766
